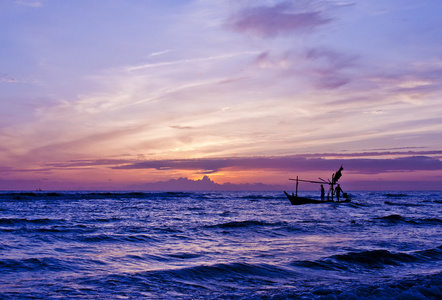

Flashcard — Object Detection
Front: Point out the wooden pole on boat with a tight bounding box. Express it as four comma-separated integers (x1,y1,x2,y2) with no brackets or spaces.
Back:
289,178,330,184
296,176,298,197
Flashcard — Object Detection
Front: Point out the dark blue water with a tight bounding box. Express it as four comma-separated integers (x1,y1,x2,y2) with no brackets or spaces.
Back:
0,191,441,299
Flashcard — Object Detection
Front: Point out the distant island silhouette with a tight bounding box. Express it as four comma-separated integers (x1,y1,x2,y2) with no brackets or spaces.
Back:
128,175,284,191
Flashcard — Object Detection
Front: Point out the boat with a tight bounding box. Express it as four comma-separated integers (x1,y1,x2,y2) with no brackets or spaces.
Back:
284,191,350,205
284,166,351,205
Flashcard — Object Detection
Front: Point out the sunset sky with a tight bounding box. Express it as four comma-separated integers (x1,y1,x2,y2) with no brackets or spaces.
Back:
1,0,442,190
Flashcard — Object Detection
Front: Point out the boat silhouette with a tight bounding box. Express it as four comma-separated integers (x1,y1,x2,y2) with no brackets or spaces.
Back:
284,166,351,205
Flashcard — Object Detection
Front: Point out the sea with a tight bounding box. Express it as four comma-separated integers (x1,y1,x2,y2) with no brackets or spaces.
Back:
0,191,441,299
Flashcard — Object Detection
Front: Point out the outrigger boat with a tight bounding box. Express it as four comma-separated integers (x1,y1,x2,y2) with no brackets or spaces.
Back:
284,166,351,205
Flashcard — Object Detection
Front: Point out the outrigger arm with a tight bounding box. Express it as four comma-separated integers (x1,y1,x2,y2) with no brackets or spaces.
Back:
289,178,331,185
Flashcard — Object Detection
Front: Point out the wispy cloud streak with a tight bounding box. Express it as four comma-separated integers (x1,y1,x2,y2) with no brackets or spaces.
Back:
127,52,257,71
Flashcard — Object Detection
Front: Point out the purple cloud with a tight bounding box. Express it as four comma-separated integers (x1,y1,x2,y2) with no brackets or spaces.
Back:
225,2,332,38
113,153,442,175
35,150,442,175
306,48,357,69
250,47,357,89
0,73,17,83
313,75,350,89
303,47,359,89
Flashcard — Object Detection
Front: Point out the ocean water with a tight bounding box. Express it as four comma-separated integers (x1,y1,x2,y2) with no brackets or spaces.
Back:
0,191,441,299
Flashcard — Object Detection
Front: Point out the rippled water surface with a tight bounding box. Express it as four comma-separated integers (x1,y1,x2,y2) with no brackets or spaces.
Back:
1,191,441,299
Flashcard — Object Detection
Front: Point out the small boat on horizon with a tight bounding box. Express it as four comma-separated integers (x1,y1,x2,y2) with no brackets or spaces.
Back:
284,166,351,205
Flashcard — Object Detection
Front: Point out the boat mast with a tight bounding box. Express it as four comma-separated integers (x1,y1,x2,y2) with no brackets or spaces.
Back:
296,176,298,197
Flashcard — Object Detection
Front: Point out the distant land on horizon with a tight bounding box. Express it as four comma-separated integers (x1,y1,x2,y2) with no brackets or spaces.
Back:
125,176,441,192
128,175,283,191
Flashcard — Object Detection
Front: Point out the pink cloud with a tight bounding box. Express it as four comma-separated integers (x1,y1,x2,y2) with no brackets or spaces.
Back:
225,2,332,38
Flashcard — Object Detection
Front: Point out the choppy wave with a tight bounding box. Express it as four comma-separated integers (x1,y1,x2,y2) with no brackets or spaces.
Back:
239,194,279,201
1,191,441,299
317,272,442,300
295,245,441,268
206,220,285,229
384,193,410,198
375,214,442,225
0,217,65,225
333,249,423,267
384,200,425,206
0,257,80,273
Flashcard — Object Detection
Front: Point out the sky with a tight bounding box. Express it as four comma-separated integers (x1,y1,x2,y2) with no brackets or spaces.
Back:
1,0,442,190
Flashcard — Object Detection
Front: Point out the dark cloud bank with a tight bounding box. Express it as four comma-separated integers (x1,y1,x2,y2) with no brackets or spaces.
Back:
117,154,442,191
3,152,440,191
114,154,442,175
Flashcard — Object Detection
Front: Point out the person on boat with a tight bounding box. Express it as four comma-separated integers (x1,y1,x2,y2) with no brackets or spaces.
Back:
335,184,342,201
320,185,325,201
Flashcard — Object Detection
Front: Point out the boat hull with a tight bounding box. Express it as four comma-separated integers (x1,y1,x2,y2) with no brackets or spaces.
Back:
284,191,351,205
